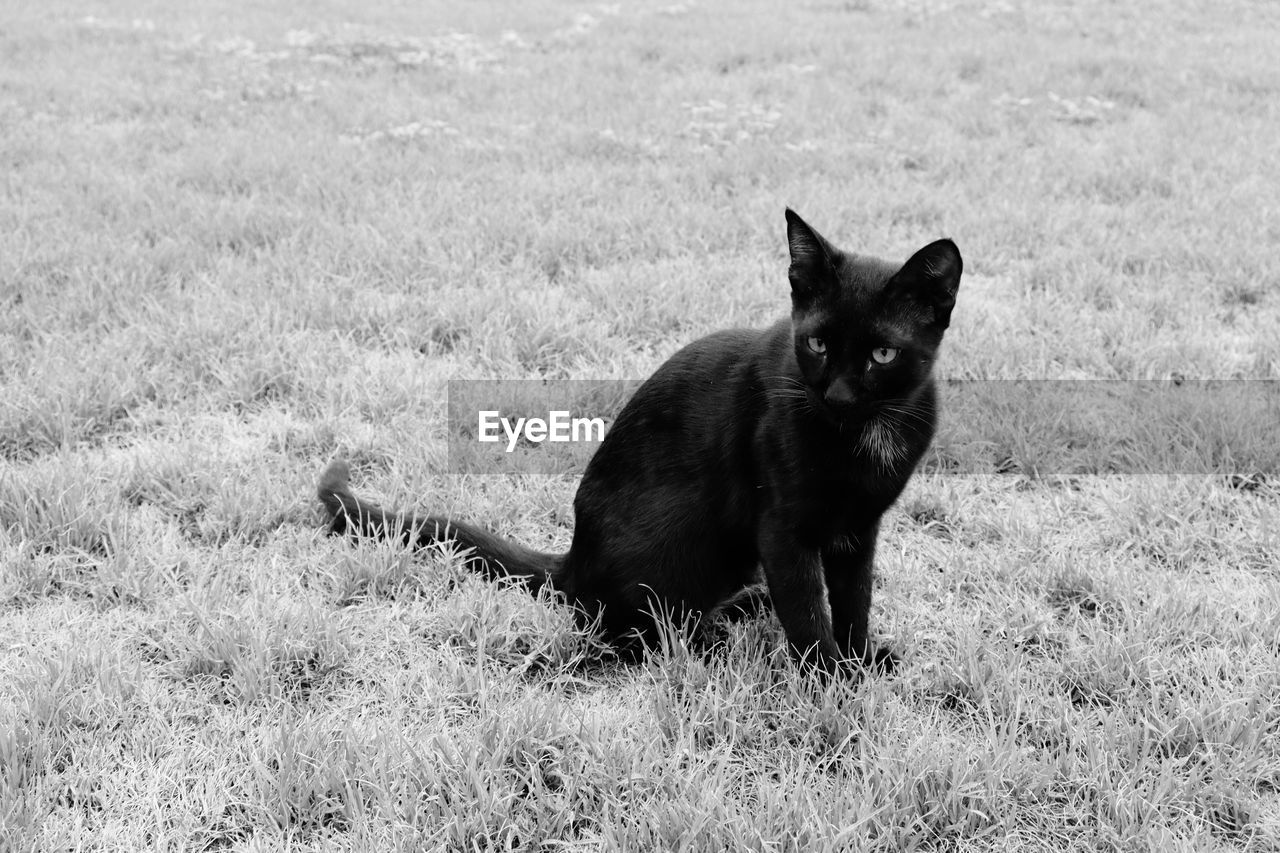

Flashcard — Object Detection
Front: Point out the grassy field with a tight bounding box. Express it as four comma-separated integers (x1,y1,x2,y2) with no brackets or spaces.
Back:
2,0,1279,849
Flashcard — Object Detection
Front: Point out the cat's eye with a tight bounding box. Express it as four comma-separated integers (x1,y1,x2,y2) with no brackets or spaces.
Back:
871,347,899,364
806,336,827,354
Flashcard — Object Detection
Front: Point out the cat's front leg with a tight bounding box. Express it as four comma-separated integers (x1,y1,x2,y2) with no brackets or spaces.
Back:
757,521,843,675
822,526,898,674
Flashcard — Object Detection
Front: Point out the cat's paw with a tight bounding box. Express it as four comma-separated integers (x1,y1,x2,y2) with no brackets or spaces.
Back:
866,645,899,675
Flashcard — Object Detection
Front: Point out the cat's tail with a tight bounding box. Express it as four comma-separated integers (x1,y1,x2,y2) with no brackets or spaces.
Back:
317,459,563,591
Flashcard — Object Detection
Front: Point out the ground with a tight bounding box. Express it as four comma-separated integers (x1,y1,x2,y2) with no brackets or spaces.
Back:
1,0,1278,850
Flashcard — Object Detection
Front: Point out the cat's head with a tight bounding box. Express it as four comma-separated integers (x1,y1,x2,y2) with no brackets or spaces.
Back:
784,208,961,423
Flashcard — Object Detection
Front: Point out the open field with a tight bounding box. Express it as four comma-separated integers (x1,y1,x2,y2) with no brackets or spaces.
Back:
2,0,1279,849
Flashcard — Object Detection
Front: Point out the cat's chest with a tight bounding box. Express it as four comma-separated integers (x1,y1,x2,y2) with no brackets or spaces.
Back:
825,472,898,518
774,472,896,547
757,412,919,525
775,459,902,534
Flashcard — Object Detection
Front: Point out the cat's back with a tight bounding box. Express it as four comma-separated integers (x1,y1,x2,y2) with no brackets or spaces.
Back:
570,322,783,562
622,320,787,417
582,320,787,477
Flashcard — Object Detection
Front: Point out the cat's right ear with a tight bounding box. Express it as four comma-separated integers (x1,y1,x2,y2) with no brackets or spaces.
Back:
893,238,963,329
785,208,837,302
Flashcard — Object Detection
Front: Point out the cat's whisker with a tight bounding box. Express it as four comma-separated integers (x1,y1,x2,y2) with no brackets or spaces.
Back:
880,398,932,415
878,412,926,432
760,376,806,386
768,392,817,417
876,403,933,431
760,377,817,414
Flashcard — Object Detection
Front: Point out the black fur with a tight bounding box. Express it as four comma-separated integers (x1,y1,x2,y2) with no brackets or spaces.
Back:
318,209,962,676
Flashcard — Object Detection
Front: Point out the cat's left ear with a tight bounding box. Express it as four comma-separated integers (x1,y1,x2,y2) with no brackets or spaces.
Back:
785,208,838,303
893,239,963,328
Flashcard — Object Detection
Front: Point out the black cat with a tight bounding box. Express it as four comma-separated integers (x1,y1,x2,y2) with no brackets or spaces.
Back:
318,209,961,676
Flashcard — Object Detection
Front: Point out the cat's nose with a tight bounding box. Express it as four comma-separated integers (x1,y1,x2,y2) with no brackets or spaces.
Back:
824,378,857,410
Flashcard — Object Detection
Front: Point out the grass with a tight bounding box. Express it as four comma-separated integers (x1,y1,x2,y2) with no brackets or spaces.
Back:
2,0,1279,849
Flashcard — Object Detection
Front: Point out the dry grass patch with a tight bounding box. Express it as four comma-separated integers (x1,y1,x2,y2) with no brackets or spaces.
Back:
2,0,1279,849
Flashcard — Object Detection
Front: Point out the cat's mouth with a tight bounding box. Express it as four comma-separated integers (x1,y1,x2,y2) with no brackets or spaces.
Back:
819,398,875,429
